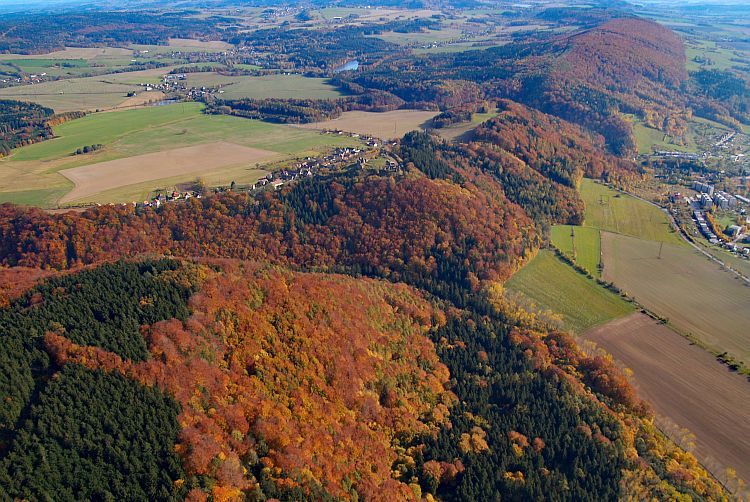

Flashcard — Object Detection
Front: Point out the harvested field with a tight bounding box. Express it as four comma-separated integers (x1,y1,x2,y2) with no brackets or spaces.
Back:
183,73,344,100
0,67,174,112
0,103,359,207
59,141,276,203
601,231,750,366
297,110,439,140
583,312,750,484
0,47,133,59
433,110,500,141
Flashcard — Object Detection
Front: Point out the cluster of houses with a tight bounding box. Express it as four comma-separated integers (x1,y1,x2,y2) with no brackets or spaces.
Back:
320,129,386,149
139,190,201,208
247,145,394,192
720,238,750,255
655,150,701,161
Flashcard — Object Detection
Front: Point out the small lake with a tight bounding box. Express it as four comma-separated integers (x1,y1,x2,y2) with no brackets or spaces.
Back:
333,60,359,73
149,99,178,107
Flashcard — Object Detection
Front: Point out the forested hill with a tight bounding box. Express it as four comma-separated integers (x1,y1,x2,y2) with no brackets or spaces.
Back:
0,100,54,157
0,257,728,501
334,17,691,155
522,17,689,155
0,129,730,500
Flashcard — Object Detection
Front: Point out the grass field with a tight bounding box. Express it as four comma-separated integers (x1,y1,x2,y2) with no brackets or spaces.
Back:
506,250,634,333
0,67,174,112
631,120,696,154
685,39,745,72
185,72,345,99
580,179,685,245
297,109,439,139
0,102,359,206
584,313,750,485
371,28,463,45
0,47,162,78
601,232,750,366
434,109,501,140
550,225,602,276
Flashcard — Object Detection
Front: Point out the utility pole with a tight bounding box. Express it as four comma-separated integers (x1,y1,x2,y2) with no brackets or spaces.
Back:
571,227,577,260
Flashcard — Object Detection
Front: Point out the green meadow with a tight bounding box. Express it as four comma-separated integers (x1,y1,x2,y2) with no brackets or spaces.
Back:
0,102,359,207
550,225,602,277
579,179,685,245
186,73,345,100
506,250,634,333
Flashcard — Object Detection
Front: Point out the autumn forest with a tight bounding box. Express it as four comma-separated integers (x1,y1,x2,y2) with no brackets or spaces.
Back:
1,1,748,501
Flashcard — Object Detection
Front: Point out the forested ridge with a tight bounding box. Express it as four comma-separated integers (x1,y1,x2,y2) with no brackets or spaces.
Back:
0,11,229,54
0,129,730,500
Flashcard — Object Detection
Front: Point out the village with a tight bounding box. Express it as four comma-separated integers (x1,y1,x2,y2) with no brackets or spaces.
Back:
129,131,403,211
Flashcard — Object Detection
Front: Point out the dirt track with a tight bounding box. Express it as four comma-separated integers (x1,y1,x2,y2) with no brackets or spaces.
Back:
584,312,750,483
59,141,276,203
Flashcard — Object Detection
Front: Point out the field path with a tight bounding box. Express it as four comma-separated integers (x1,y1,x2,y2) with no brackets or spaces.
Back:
59,141,276,203
584,312,750,484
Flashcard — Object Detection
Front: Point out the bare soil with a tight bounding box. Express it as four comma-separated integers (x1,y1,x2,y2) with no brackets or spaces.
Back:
584,312,750,483
601,231,750,366
59,141,276,203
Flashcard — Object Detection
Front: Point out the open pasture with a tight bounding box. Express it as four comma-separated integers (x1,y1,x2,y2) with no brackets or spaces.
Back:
685,39,747,72
168,38,233,50
433,109,500,141
296,109,439,139
580,179,685,245
550,225,601,277
0,67,173,112
370,27,463,46
59,142,274,204
0,47,145,78
0,102,359,206
583,312,750,484
186,72,344,100
506,250,633,333
0,47,133,59
601,232,750,366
